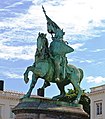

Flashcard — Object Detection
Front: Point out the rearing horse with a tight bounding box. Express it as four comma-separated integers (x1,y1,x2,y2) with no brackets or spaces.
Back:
23,33,83,103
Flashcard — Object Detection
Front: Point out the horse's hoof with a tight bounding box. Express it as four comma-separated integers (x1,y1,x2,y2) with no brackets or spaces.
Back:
24,77,29,84
21,94,30,99
52,97,58,100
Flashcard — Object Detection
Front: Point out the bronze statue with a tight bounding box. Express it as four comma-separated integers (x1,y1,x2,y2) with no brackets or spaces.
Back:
23,6,84,104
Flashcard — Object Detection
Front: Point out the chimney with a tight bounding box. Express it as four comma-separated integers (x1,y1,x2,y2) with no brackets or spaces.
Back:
0,80,4,91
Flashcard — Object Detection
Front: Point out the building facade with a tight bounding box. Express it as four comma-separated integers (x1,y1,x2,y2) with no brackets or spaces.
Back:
0,90,23,119
89,84,105,119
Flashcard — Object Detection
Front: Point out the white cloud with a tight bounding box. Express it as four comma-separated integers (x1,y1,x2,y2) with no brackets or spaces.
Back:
67,58,74,62
80,59,94,63
3,72,23,79
2,70,33,80
5,2,23,9
1,0,105,41
92,49,105,52
0,0,105,60
70,43,84,50
35,0,105,35
78,48,87,52
0,38,36,60
86,76,105,84
67,57,94,64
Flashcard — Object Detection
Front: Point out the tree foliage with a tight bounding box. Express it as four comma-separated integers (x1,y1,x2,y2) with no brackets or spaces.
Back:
59,89,90,115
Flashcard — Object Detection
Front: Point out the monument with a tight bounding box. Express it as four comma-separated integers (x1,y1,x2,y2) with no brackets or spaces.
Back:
12,6,89,119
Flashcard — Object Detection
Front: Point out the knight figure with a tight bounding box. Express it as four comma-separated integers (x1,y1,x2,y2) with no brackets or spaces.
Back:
42,6,74,81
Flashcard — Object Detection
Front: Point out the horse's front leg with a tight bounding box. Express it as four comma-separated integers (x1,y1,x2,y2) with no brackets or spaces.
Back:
23,74,38,98
24,66,34,83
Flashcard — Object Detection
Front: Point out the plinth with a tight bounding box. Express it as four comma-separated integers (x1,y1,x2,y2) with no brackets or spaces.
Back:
12,96,89,119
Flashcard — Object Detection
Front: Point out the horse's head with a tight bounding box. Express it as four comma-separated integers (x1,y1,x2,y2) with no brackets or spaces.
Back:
37,32,47,51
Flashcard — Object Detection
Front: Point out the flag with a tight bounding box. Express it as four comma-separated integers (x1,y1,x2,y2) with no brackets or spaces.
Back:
42,6,61,35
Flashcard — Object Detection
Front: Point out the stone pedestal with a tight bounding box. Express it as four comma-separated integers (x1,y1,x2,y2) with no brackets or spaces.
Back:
12,97,89,119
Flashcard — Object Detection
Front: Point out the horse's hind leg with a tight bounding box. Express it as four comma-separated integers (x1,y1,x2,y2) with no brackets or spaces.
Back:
72,83,82,104
23,74,38,98
52,83,65,100
41,81,50,89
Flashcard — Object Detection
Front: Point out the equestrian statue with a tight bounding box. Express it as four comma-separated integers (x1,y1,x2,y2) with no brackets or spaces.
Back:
23,6,84,104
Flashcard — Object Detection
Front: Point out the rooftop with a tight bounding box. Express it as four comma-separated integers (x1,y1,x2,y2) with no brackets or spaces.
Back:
90,84,105,92
0,90,24,100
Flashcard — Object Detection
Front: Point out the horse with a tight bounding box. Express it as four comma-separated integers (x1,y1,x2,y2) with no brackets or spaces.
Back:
23,32,84,103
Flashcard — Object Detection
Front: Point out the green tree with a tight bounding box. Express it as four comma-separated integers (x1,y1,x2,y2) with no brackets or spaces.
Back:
59,89,90,116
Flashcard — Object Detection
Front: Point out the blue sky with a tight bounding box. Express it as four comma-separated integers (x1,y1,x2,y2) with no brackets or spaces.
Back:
0,0,105,98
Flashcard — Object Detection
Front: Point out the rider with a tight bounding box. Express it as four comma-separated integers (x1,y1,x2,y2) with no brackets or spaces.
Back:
42,6,74,81
50,29,74,81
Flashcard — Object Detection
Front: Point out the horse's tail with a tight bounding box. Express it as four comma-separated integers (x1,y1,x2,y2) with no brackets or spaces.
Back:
78,68,84,84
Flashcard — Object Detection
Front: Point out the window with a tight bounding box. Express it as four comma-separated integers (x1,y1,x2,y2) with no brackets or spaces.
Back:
96,102,102,115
